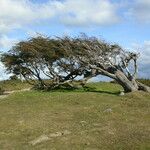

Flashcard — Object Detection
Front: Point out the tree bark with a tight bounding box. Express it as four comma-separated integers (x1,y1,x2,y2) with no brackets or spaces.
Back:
137,82,150,92
115,70,138,93
114,70,150,93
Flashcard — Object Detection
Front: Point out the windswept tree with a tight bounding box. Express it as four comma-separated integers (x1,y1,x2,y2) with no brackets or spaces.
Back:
58,35,150,92
1,35,150,93
1,36,84,90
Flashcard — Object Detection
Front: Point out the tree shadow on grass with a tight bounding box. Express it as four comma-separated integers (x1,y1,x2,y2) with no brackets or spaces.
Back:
47,86,120,95
83,86,120,95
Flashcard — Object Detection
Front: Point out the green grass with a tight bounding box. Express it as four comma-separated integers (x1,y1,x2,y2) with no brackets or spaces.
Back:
0,83,150,149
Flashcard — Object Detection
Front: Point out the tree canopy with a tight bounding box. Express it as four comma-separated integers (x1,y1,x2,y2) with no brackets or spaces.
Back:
1,35,150,93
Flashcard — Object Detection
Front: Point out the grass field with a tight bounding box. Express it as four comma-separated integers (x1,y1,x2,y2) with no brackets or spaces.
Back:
0,82,150,150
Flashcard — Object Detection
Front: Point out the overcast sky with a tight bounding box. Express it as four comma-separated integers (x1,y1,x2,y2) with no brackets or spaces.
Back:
0,0,150,80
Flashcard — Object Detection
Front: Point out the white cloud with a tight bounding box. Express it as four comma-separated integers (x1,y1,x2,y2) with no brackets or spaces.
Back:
128,0,150,23
141,41,150,63
0,35,18,49
0,0,121,52
55,0,120,26
0,0,56,34
0,0,120,35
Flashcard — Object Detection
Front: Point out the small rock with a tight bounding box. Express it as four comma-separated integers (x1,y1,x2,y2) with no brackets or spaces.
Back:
119,91,125,96
30,135,49,146
104,108,112,113
29,130,71,146
49,132,62,137
80,121,87,124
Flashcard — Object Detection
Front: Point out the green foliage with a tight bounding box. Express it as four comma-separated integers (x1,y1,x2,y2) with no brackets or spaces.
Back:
1,35,150,92
0,35,123,89
1,36,85,90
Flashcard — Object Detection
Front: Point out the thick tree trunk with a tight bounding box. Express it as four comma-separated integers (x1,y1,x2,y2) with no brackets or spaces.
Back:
115,70,150,93
115,70,138,93
137,82,150,92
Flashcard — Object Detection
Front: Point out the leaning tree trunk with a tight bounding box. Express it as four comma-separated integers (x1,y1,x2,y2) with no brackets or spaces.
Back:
115,70,138,93
115,70,150,93
137,82,150,92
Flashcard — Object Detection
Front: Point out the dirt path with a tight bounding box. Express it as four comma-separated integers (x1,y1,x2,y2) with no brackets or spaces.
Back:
0,88,31,99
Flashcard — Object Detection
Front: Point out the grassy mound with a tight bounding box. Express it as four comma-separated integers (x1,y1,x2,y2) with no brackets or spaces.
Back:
0,82,149,149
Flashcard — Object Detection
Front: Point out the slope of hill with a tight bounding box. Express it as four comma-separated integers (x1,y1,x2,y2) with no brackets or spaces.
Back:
0,82,149,149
